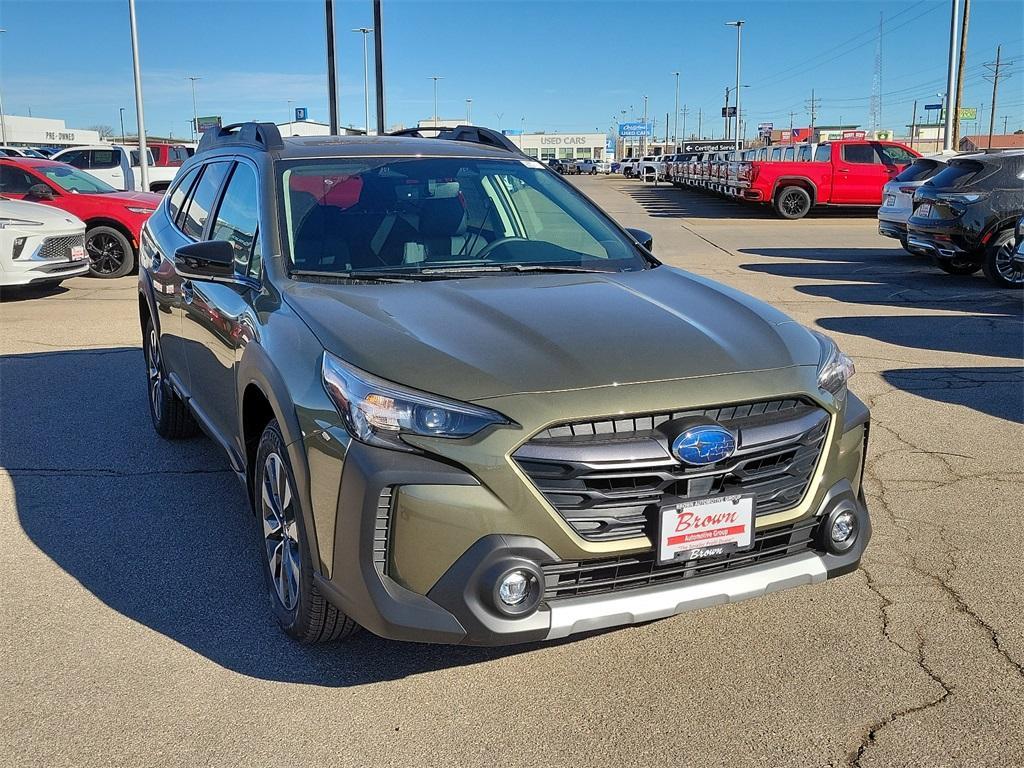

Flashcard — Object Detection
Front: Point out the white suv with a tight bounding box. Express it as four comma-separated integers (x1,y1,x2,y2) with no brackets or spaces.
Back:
0,198,88,288
50,145,176,193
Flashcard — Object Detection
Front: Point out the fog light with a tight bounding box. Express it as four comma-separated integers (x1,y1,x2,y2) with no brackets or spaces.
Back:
13,237,28,259
831,510,856,543
498,571,530,606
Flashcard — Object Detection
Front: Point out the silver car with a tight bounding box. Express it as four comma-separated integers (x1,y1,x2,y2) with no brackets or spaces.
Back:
878,151,958,252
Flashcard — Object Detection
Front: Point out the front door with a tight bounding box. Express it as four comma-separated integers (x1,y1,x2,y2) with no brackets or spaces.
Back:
834,143,888,205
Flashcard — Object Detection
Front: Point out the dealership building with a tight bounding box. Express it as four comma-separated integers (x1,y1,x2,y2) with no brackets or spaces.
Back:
508,132,610,161
1,114,102,148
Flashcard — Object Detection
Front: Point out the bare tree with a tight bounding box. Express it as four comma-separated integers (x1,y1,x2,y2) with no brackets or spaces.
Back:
86,124,115,139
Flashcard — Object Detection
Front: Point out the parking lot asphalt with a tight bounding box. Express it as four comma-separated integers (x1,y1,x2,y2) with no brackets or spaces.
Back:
2,175,1022,768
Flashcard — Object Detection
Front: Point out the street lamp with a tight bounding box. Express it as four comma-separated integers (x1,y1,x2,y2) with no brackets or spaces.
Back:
672,72,680,151
119,107,126,143
429,75,443,124
466,98,472,124
496,112,503,132
724,84,749,140
128,0,149,191
0,29,8,144
187,76,201,142
726,20,745,150
352,27,373,134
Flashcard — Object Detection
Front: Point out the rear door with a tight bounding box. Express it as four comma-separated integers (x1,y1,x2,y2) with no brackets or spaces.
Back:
834,142,888,204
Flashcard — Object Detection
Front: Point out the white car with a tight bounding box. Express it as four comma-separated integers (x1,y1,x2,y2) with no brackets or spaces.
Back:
620,157,640,177
878,151,958,252
575,159,611,175
0,197,88,288
637,155,666,181
0,146,49,158
49,145,176,193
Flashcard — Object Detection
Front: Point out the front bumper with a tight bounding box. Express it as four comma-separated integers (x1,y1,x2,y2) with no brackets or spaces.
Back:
313,393,871,646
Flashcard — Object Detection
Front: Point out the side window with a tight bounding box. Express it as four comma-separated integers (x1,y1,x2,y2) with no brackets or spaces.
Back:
814,145,832,162
783,147,795,161
209,163,260,274
181,161,231,240
876,145,915,165
58,150,89,168
167,166,201,224
90,149,120,169
0,165,41,194
842,144,877,164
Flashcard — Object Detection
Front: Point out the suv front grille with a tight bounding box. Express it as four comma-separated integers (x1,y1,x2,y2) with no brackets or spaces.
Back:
542,517,819,601
39,234,85,261
513,398,829,542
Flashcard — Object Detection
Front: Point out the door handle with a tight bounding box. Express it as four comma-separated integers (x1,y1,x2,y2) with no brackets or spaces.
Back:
181,279,194,304
837,168,849,173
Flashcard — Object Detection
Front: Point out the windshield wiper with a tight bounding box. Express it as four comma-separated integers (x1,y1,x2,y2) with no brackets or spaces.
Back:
419,264,615,276
289,268,424,283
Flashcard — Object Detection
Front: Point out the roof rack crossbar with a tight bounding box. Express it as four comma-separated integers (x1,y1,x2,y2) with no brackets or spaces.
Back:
388,124,526,155
196,121,284,154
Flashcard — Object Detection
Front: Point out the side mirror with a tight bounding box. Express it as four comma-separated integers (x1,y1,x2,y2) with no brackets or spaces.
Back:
625,227,654,252
174,240,234,280
26,183,55,201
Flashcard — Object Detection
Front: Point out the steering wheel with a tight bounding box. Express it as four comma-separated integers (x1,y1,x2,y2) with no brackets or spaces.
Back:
472,236,527,261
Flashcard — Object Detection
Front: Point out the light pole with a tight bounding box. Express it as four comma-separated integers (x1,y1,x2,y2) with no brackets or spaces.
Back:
287,99,293,129
0,29,7,144
641,95,648,155
726,20,745,150
119,107,126,144
942,0,960,150
429,75,443,124
519,116,525,148
128,0,149,191
725,85,749,141
352,27,373,134
672,71,680,151
187,76,200,142
496,112,503,132
466,98,472,124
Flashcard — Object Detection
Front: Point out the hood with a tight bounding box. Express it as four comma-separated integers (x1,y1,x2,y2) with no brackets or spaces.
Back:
105,190,163,208
282,266,820,402
0,197,84,227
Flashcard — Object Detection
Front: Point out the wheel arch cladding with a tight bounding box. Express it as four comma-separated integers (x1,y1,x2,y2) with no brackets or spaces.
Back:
775,178,816,204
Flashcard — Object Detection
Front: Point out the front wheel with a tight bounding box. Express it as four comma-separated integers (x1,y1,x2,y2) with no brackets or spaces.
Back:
86,226,135,278
143,318,197,438
774,186,812,219
255,420,358,643
980,229,1023,289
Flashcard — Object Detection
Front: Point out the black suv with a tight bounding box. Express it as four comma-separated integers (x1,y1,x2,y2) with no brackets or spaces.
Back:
906,150,1024,288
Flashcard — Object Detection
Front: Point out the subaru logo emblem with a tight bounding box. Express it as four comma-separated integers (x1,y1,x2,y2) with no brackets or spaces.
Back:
671,425,736,466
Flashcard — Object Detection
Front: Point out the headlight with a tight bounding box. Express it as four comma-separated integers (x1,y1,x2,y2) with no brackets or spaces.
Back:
812,331,855,396
322,351,511,451
126,206,156,214
0,218,44,229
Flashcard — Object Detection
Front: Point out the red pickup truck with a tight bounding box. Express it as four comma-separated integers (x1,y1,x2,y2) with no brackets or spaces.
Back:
735,140,920,218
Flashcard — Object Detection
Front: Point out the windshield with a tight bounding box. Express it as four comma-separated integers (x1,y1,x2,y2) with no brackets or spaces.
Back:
40,164,118,194
277,157,649,275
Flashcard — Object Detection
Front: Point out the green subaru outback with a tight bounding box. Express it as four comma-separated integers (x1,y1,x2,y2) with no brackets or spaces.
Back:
138,123,870,646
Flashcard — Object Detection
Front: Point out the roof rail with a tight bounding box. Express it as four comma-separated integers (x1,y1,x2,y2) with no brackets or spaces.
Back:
196,122,284,154
388,124,526,155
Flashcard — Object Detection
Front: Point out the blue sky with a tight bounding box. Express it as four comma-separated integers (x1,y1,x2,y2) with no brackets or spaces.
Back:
2,0,1022,140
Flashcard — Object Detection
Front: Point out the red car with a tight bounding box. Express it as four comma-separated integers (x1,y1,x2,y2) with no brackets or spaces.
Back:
148,143,193,167
0,157,164,278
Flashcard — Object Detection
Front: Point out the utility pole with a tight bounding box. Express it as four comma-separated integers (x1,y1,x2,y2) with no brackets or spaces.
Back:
942,0,960,150
984,45,1003,149
952,0,970,146
723,86,731,140
681,106,688,142
373,0,385,134
0,29,7,144
697,107,702,140
807,90,820,139
726,20,745,151
128,0,149,191
1003,115,1009,135
672,71,680,150
909,99,917,149
352,27,373,134
187,76,200,142
789,110,796,136
325,0,339,135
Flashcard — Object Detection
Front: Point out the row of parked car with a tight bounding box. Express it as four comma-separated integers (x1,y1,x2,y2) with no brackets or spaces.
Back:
620,140,1022,289
546,157,612,175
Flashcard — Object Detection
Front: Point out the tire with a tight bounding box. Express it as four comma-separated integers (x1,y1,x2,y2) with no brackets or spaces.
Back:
144,318,197,439
255,420,358,644
86,226,135,278
980,229,1023,289
932,253,981,275
774,186,812,219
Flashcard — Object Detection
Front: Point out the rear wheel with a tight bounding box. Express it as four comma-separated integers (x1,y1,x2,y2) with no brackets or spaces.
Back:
981,229,1023,288
932,253,981,275
255,420,358,643
774,186,812,219
86,226,135,278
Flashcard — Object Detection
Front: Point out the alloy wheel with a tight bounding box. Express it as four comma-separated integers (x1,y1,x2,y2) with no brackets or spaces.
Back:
261,452,301,611
87,233,126,275
146,326,162,422
782,192,805,216
993,240,1024,285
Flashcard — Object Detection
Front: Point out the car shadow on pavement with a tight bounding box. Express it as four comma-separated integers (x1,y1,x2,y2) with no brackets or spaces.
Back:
739,246,1024,361
881,367,1024,424
0,283,70,303
3,347,553,687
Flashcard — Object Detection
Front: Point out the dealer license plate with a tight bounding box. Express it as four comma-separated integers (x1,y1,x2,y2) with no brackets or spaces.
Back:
916,203,932,218
658,494,755,564
70,245,86,261
884,194,896,207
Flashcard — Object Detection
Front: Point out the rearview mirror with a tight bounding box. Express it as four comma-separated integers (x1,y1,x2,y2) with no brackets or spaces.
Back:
625,227,654,252
26,183,55,201
174,240,234,280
